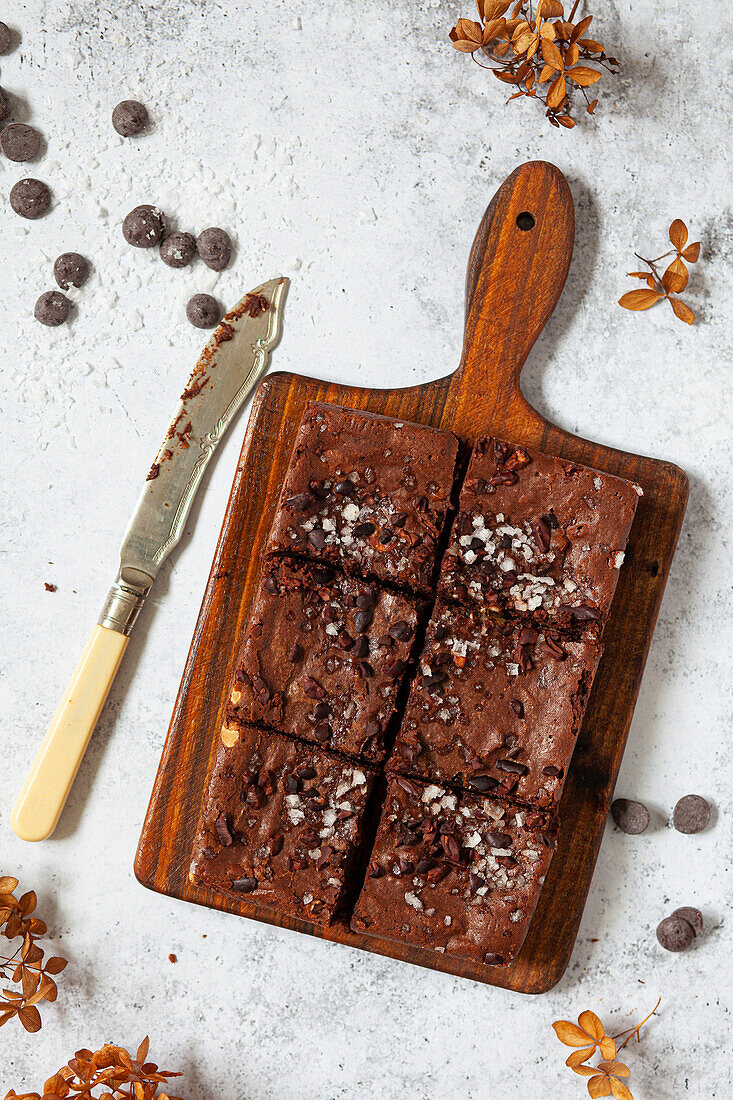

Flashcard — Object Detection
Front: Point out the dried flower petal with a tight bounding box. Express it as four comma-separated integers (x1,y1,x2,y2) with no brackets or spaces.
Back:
588,1077,612,1098
681,241,700,263
547,72,566,107
662,256,688,294
553,1020,594,1046
669,219,688,250
566,64,602,85
669,297,694,324
618,288,663,310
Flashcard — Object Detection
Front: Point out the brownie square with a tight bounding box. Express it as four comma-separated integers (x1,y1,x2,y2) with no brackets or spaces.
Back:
267,402,460,594
392,601,602,809
190,721,377,925
229,558,418,763
351,774,556,966
439,437,641,633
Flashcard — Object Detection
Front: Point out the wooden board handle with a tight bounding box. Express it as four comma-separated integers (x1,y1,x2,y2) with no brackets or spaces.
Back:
444,160,574,434
11,625,128,842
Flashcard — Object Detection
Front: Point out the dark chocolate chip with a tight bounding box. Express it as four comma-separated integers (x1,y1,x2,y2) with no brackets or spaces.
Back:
0,123,41,162
610,798,650,835
386,658,405,678
571,605,601,621
53,252,90,290
215,812,232,847
307,527,327,550
334,480,352,496
0,86,10,123
672,794,711,834
123,204,166,248
510,699,524,718
335,629,353,650
285,774,301,793
288,643,303,663
112,99,149,136
485,830,513,848
9,177,51,219
496,758,528,776
262,575,279,594
671,907,703,937
468,775,498,793
531,517,551,552
160,232,197,268
267,834,284,856
302,677,325,700
356,592,376,610
539,635,566,661
0,22,11,55
351,636,370,658
518,627,538,646
285,492,311,511
656,914,694,952
434,625,448,640
231,877,258,893
483,953,505,965
296,766,316,780
353,522,376,537
197,227,232,271
313,722,330,742
542,765,562,778
34,291,71,327
389,620,412,641
186,293,221,329
313,701,330,720
353,609,373,633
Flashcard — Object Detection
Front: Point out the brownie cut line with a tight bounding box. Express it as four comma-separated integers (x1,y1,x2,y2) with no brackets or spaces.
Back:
267,401,460,595
190,721,377,926
351,773,556,967
439,436,641,634
228,557,418,763
392,600,602,809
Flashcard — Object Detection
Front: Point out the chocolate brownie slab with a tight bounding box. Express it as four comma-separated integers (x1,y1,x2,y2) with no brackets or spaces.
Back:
351,774,556,966
229,558,418,763
439,437,640,633
392,601,602,809
267,402,459,594
191,721,377,925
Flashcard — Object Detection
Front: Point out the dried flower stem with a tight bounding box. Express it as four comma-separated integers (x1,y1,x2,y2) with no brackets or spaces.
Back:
612,996,662,1052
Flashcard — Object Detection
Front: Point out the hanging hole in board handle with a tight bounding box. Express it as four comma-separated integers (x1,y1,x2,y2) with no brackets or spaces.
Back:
516,211,535,231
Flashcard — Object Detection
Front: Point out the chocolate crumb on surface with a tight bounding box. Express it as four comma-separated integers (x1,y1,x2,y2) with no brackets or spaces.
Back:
168,953,177,963
267,401,460,594
351,773,556,966
9,178,51,219
122,204,166,248
54,252,90,290
44,582,56,592
229,557,418,763
392,599,601,808
439,436,640,635
190,722,377,926
197,227,232,271
186,293,221,329
112,99,149,137
34,291,71,327
0,122,41,162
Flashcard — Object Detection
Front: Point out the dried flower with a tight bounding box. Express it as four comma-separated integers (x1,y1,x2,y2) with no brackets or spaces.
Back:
619,219,700,325
0,876,67,1034
4,1036,184,1100
449,0,619,128
552,998,661,1099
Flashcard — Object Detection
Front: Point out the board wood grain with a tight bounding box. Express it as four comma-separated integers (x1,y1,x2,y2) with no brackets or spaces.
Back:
135,161,688,993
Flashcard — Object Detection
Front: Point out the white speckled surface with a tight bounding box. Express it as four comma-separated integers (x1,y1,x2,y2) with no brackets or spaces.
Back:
1,0,731,1095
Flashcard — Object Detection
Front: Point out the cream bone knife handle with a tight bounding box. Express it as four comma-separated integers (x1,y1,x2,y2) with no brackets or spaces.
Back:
11,578,148,842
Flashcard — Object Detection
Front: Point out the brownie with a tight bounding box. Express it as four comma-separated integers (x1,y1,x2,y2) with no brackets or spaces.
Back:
351,774,556,966
392,601,602,809
439,437,641,633
267,402,460,593
190,721,377,925
229,558,418,763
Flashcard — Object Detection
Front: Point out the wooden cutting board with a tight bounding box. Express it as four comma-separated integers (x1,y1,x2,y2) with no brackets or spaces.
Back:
135,161,688,994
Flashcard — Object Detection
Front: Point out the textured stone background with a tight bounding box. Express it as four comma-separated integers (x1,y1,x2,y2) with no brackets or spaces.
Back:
1,0,731,1096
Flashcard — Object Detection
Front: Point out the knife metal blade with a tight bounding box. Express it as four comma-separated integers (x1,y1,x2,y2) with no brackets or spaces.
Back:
100,276,288,634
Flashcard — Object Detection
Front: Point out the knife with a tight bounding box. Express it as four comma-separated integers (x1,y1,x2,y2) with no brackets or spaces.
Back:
11,277,288,842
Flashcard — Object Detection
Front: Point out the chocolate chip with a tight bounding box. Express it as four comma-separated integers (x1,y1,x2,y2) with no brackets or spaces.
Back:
267,834,284,857
468,775,498,793
296,766,316,780
355,592,376,611
197,227,232,271
353,609,373,632
334,480,352,496
673,794,711,834
288,644,303,663
518,627,538,646
112,99,149,136
485,830,513,848
123,204,166,248
231,877,258,893
34,291,71,327
9,177,51,219
262,575,279,594
386,658,405,678
510,699,524,718
53,252,90,290
542,765,562,778
246,783,266,807
0,86,10,123
531,517,551,552
389,620,412,641
671,907,703,937
0,22,11,55
440,834,460,862
285,492,311,511
351,636,370,658
539,635,566,660
285,774,301,793
611,798,650,835
307,527,327,550
215,812,232,847
313,702,330,720
186,293,221,329
656,914,694,952
496,758,528,775
302,676,326,700
313,722,331,742
483,953,505,965
353,522,375,537
571,605,601,621
160,232,197,268
433,624,448,641
1,123,41,162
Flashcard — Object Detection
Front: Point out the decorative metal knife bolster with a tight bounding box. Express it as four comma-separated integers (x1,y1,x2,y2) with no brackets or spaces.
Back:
11,278,288,841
